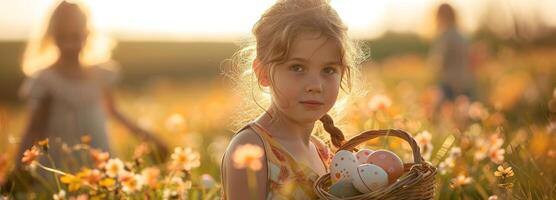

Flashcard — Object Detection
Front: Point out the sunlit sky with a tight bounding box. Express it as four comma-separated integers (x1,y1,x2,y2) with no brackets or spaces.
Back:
1,0,556,41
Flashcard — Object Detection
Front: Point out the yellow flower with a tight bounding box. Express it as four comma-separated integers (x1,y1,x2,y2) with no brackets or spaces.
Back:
104,158,125,178
450,174,472,188
38,138,49,149
60,175,83,192
171,147,201,171
494,165,514,178
99,178,115,188
368,94,392,112
21,146,40,165
232,144,264,171
80,169,102,186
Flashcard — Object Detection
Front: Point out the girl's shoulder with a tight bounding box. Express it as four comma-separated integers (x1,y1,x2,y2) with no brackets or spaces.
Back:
90,61,120,87
225,126,265,154
310,135,333,164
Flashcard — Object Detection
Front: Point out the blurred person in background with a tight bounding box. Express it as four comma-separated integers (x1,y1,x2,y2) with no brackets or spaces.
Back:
429,3,476,125
15,0,168,174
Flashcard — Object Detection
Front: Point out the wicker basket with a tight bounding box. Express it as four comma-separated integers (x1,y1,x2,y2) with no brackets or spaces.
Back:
314,129,436,200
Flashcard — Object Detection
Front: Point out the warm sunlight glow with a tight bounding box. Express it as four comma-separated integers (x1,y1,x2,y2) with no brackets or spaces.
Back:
1,0,555,41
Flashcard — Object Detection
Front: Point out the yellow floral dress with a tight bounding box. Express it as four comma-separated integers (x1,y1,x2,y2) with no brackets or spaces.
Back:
222,122,333,200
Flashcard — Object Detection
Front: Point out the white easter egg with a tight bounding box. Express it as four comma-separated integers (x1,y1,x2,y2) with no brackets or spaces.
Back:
330,150,358,183
354,149,375,164
351,164,389,193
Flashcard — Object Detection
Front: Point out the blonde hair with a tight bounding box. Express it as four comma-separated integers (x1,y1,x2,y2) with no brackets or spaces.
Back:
22,0,114,76
225,0,367,147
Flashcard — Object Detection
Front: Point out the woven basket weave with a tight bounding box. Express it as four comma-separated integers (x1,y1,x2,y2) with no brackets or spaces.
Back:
314,129,436,200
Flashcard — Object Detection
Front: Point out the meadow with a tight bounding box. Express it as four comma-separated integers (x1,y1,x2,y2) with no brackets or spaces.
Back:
0,37,555,199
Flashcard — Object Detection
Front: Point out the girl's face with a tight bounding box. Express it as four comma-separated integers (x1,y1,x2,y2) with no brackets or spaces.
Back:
52,10,88,56
267,32,343,124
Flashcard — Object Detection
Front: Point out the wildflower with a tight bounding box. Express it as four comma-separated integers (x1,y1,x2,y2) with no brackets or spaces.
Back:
163,189,178,200
90,148,109,168
200,174,215,189
53,190,66,200
104,158,125,178
232,144,264,171
171,147,201,171
141,167,160,188
494,165,514,178
21,146,40,165
133,142,151,159
60,175,83,192
468,102,489,120
80,169,102,186
38,138,49,151
451,174,472,188
99,178,115,188
119,172,144,194
368,94,392,112
415,130,433,160
489,148,505,164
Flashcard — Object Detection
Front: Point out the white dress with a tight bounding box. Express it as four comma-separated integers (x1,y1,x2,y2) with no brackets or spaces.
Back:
19,64,118,171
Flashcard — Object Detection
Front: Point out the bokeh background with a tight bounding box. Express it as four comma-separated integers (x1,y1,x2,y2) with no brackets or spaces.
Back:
1,0,556,199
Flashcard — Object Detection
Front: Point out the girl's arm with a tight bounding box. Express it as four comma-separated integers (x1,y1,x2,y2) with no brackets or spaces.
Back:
103,89,169,157
222,130,268,200
16,95,50,169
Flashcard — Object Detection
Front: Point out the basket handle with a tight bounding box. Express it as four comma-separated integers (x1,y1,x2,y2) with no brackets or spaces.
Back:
337,129,424,164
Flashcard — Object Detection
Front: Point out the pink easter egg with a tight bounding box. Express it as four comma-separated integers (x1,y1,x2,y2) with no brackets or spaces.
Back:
354,149,374,164
366,149,404,184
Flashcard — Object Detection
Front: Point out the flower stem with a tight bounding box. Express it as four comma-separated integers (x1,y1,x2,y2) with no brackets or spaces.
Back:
247,169,258,200
45,154,62,191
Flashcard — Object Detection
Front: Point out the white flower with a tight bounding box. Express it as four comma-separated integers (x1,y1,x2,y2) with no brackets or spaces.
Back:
368,94,392,112
171,147,201,171
104,158,125,178
53,190,66,200
488,195,498,200
119,172,144,194
415,131,433,160
232,144,264,171
451,174,472,188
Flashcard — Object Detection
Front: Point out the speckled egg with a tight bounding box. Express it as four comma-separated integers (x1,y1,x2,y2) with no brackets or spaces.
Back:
330,150,358,183
354,149,374,164
350,164,389,193
366,149,404,184
329,179,363,198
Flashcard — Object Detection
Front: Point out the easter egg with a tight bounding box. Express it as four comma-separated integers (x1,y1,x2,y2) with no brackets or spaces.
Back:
329,179,363,198
354,149,374,164
366,150,404,184
330,150,358,183
350,164,389,193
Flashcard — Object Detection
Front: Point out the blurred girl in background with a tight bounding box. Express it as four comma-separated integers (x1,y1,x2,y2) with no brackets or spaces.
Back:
16,0,168,173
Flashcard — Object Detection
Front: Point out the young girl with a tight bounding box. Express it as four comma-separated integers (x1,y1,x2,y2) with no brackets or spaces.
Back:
221,0,363,199
16,0,168,171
